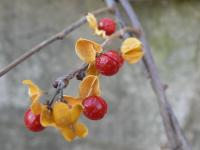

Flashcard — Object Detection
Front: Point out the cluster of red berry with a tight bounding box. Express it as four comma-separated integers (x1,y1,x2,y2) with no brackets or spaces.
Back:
96,18,123,75
78,18,121,120
23,16,143,142
24,18,118,132
24,96,108,132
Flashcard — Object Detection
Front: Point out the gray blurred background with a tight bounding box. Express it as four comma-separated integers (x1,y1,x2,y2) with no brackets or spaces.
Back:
0,0,199,150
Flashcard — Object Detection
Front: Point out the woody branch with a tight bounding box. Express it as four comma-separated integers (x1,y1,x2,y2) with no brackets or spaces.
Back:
104,0,191,149
0,1,191,149
0,7,112,78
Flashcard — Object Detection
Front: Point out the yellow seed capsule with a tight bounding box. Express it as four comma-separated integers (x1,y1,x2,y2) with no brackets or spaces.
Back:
86,13,98,29
59,126,76,142
75,38,102,63
74,121,88,138
40,105,55,127
53,102,71,127
79,75,100,99
30,96,42,115
121,38,144,64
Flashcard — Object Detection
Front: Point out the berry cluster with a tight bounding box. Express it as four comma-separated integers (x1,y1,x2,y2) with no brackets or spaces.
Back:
24,96,108,130
23,15,144,142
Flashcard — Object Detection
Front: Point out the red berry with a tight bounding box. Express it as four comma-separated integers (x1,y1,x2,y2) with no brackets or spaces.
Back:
82,96,108,120
95,50,124,76
24,108,45,132
98,18,116,36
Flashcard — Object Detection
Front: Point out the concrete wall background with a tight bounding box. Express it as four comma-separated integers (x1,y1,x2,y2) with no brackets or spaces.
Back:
0,0,200,150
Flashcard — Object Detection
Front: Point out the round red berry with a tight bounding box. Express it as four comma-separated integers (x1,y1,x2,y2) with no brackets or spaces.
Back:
98,18,116,36
24,108,45,132
82,96,108,120
95,50,124,76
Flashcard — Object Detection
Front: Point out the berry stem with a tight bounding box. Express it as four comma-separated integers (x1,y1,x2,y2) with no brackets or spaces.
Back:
47,88,60,109
101,27,139,48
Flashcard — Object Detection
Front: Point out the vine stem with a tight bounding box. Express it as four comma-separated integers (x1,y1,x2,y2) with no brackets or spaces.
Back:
105,0,192,149
0,7,112,78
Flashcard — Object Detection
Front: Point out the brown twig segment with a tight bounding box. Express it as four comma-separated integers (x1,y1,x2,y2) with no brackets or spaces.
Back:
53,63,88,89
120,1,192,150
101,26,139,47
49,63,88,107
105,0,191,149
0,7,112,78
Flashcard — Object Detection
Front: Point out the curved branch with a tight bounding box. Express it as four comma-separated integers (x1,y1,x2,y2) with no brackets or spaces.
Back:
105,0,192,149
0,7,112,78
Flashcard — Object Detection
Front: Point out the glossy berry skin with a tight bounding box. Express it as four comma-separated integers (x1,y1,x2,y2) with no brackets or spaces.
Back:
98,18,116,36
82,96,108,120
95,50,124,76
24,109,45,132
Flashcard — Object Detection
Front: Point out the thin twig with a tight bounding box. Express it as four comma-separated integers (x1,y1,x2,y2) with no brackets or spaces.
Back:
49,63,88,107
105,0,191,149
0,7,112,78
47,88,60,109
101,26,139,47
119,1,191,149
53,63,88,88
